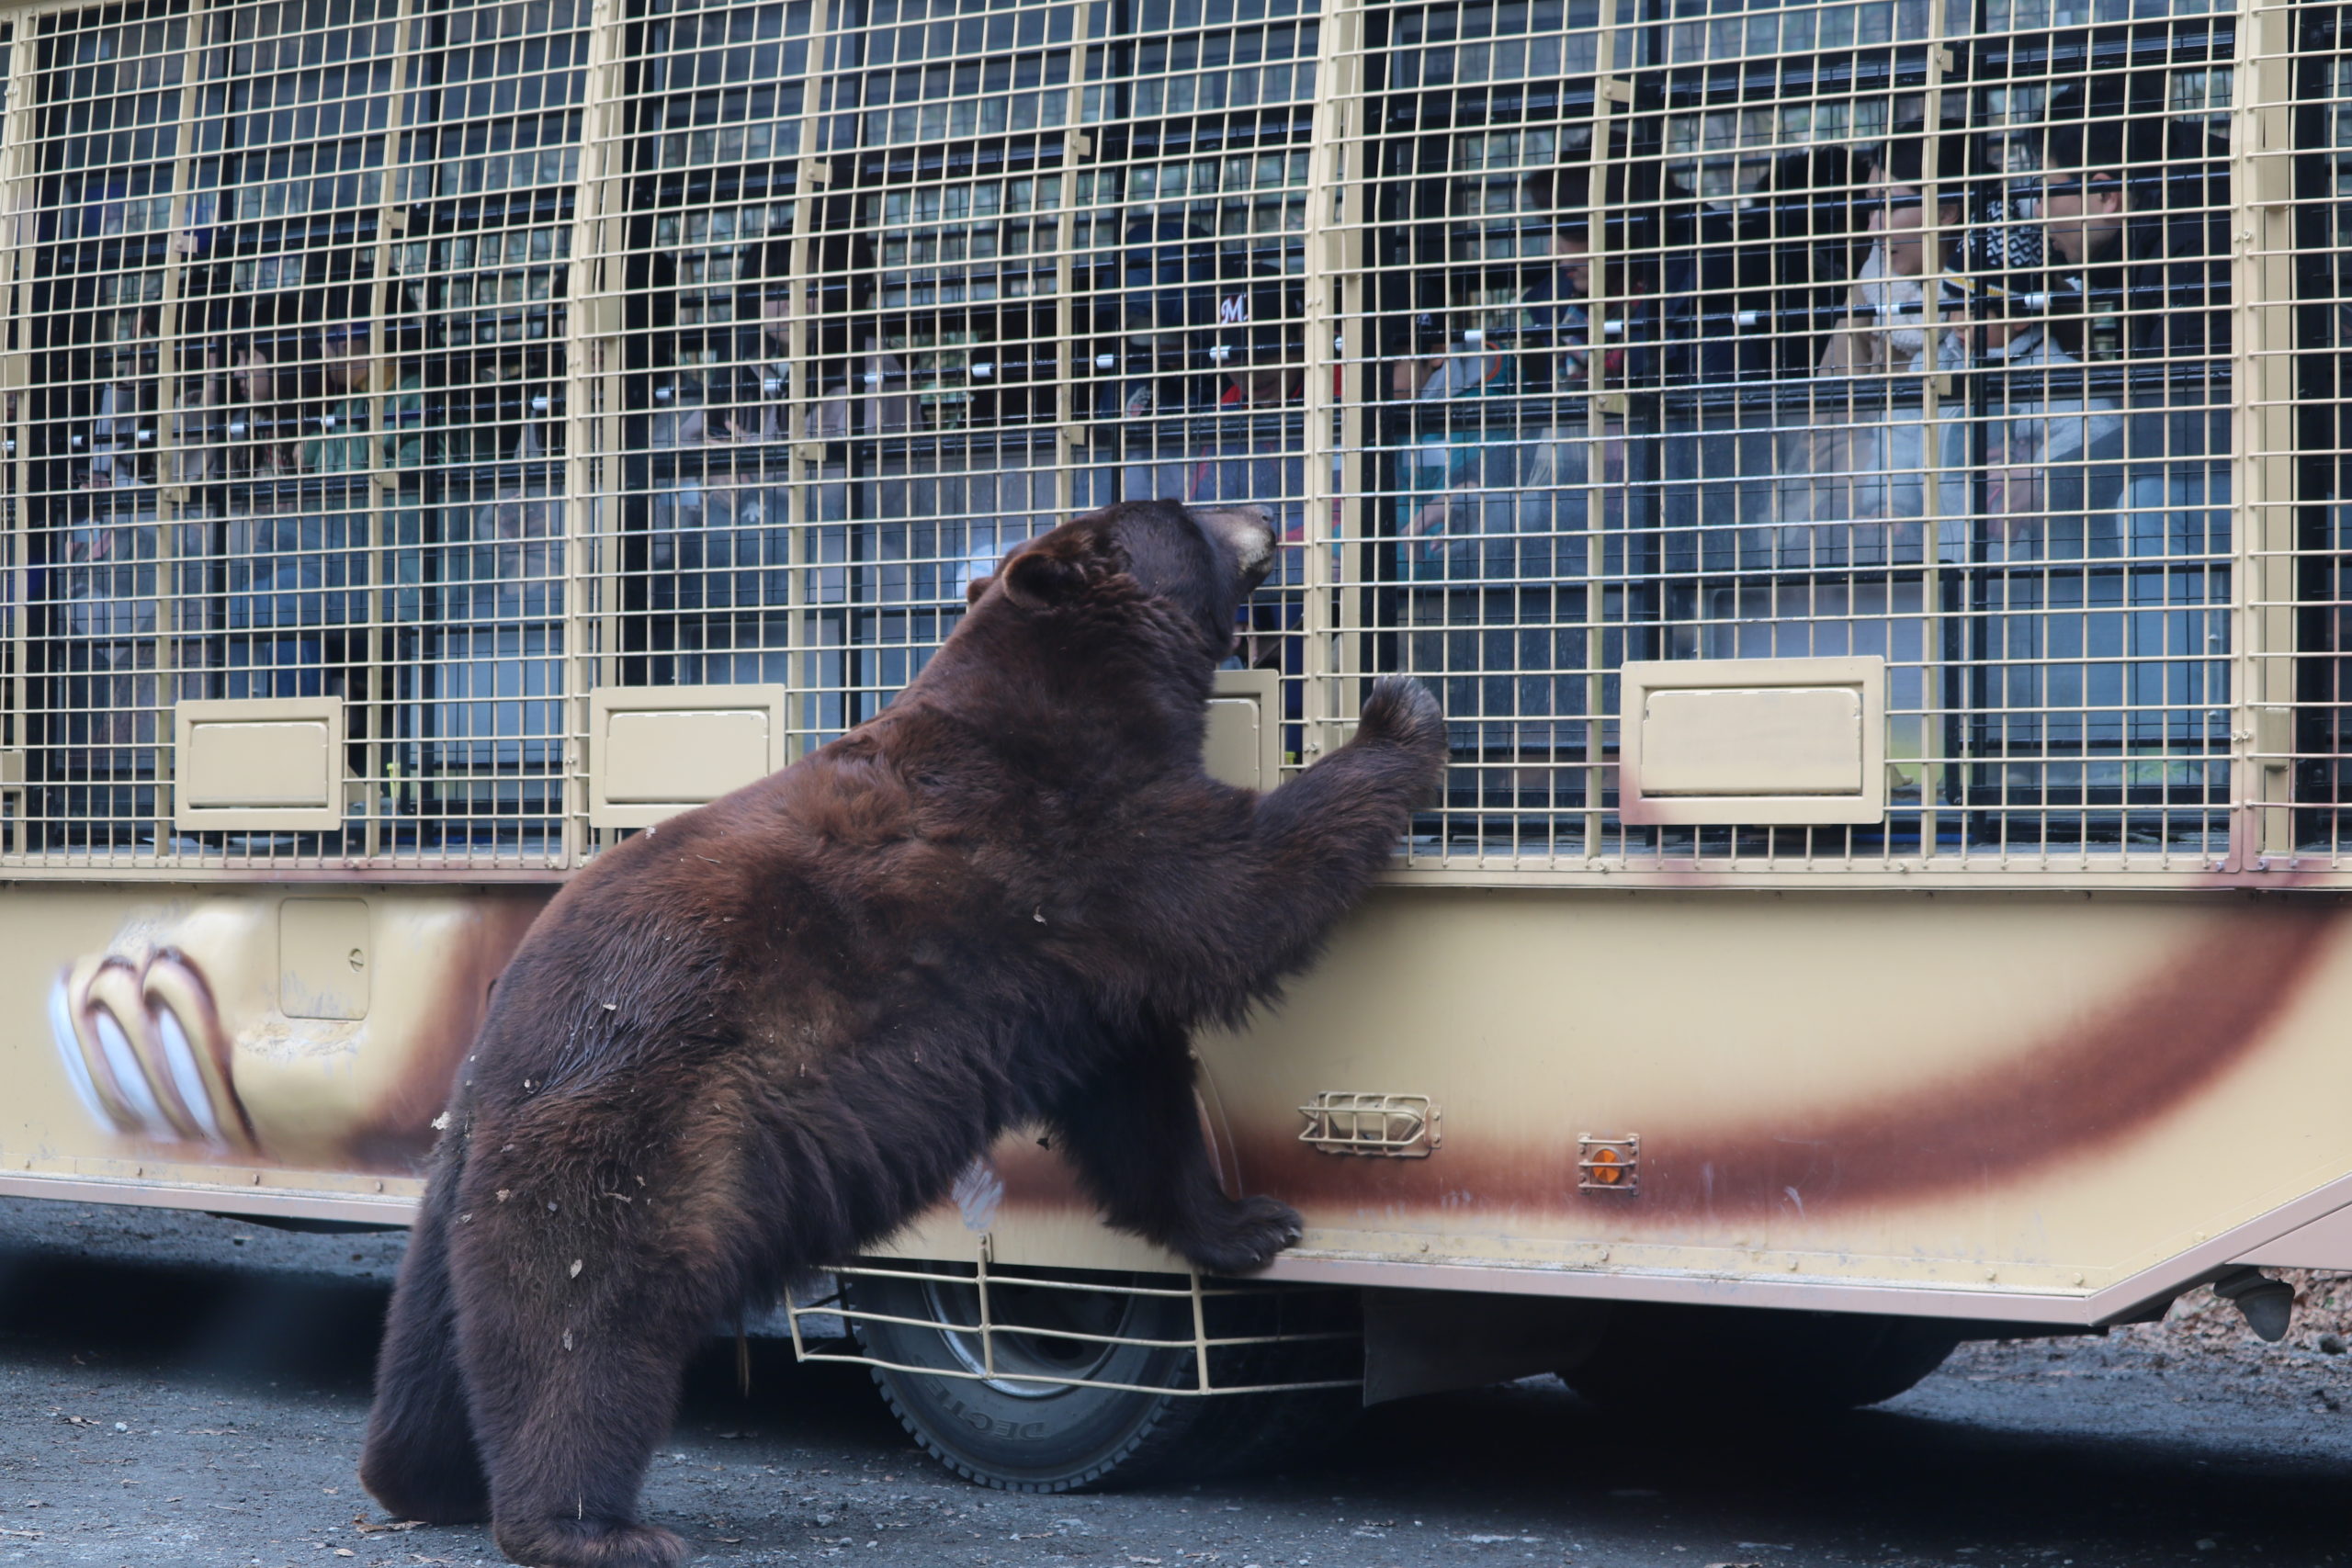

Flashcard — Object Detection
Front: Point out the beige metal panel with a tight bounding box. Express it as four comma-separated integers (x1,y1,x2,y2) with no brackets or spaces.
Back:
1204,669,1281,792
1619,657,1886,824
278,897,371,1022
7,886,546,1178
0,1171,418,1227
1188,886,2352,1299
11,877,2352,1327
1642,690,1864,795
173,697,345,831
2235,1201,2352,1270
585,683,788,829
799,875,2352,1320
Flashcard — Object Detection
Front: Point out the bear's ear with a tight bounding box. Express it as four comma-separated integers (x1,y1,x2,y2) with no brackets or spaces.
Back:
965,572,994,605
1000,538,1098,609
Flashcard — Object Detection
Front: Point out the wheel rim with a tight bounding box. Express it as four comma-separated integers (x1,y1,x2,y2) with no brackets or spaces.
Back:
917,1275,1150,1398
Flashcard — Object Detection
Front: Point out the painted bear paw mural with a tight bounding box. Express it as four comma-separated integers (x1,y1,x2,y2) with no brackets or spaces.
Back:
40,897,542,1170
51,947,254,1152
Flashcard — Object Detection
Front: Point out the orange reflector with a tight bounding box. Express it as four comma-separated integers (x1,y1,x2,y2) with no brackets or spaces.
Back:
1577,1134,1641,1194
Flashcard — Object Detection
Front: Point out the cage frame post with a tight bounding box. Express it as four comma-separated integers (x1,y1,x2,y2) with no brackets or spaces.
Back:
0,20,35,862
2228,0,2301,868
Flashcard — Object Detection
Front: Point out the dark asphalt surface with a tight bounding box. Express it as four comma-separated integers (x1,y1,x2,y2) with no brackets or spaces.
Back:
0,1197,2347,1568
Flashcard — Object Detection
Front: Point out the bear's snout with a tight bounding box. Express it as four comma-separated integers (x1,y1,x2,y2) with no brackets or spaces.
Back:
1195,505,1276,589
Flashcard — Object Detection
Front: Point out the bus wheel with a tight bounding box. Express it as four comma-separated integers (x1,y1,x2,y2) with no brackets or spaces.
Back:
1561,1304,1962,1416
845,1267,1234,1493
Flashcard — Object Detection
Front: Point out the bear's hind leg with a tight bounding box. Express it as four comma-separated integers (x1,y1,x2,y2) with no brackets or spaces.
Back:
454,1202,736,1568
1049,1023,1302,1275
361,1151,491,1524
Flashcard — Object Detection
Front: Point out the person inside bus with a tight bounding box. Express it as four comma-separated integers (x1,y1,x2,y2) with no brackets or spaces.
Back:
1118,271,1310,674
298,324,426,474
1385,210,1578,406
1181,277,1307,535
2022,114,2229,364
672,232,909,446
1108,215,1227,420
1385,206,1610,561
1384,197,1601,781
1511,164,1661,389
1515,213,1608,392
222,326,424,698
178,336,298,481
1956,191,2125,563
1815,126,1970,379
80,313,156,491
1396,204,1605,569
1789,123,1973,553
1974,107,2231,780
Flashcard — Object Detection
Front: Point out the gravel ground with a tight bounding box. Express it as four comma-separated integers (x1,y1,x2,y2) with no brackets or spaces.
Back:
2,1196,2349,1568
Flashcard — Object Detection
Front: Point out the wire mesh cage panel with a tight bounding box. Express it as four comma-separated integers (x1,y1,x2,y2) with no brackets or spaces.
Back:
1357,0,2245,871
0,0,2339,881
7,0,584,869
581,0,1317,762
788,1257,1363,1396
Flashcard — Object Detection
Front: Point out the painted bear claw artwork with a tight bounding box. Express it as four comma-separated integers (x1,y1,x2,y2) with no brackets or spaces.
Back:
360,501,1447,1567
51,947,254,1153
43,899,540,1171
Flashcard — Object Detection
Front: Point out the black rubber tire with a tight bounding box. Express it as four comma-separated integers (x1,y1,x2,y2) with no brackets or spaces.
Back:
846,1267,1358,1492
849,1267,1235,1492
1561,1304,1962,1416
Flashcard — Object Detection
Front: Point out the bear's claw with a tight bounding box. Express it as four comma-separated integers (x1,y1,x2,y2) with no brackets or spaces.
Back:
1177,1194,1306,1275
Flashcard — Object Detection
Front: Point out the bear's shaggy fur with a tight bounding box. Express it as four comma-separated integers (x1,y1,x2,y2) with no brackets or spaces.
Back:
359,499,1446,1567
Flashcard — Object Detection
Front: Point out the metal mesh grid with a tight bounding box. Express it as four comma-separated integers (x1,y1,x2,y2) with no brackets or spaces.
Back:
1359,0,2245,871
0,0,2337,881
581,0,1318,750
8,0,583,868
786,1256,1362,1395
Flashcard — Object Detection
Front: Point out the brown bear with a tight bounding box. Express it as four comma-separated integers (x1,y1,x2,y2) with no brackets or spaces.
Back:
358,498,1446,1568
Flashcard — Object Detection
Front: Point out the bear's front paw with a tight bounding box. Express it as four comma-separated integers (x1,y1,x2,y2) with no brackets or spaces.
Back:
1355,677,1446,766
1177,1194,1305,1275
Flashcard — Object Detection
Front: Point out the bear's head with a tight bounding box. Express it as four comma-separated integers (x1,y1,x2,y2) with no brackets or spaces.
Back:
968,500,1276,660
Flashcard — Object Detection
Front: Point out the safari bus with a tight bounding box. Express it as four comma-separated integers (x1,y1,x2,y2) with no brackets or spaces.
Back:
4,0,2350,1490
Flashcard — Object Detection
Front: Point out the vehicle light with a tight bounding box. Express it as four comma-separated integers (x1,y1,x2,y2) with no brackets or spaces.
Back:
1577,1134,1640,1194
